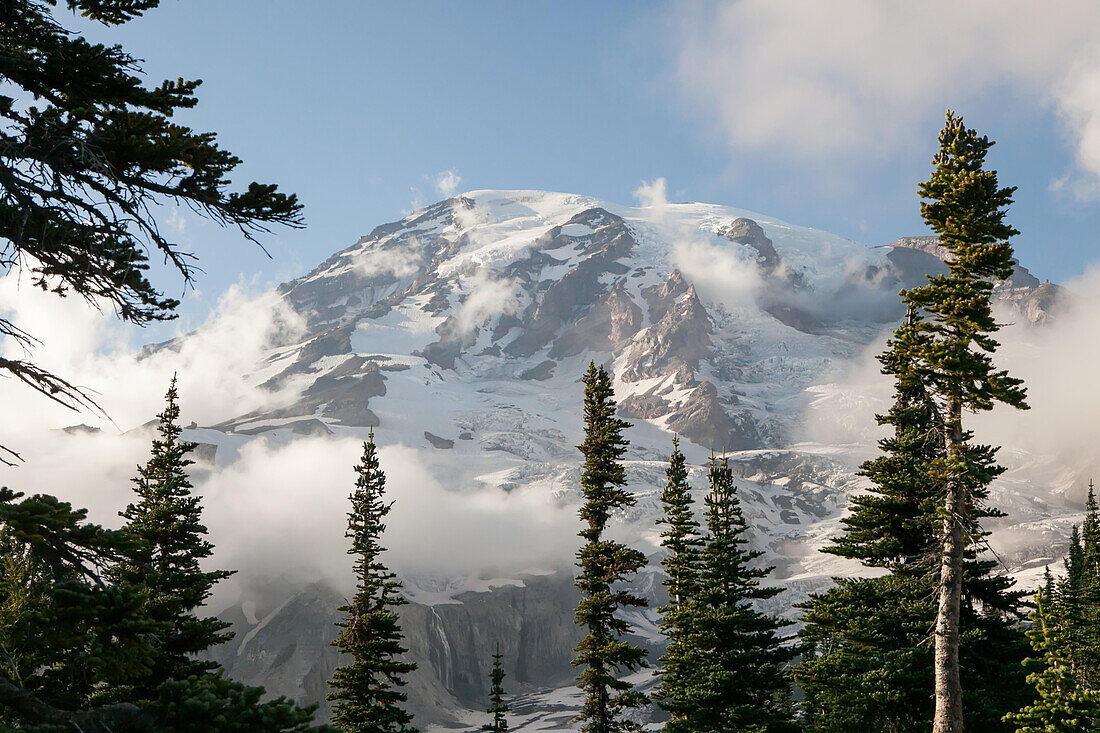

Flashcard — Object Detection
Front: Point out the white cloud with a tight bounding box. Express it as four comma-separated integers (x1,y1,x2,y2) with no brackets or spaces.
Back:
634,177,763,309
797,263,1100,477
353,239,424,279
0,268,308,439
433,169,463,198
633,177,669,210
452,270,518,336
670,1,1100,188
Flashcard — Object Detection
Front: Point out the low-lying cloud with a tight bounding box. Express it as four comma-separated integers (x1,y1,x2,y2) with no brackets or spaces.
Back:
798,264,1100,484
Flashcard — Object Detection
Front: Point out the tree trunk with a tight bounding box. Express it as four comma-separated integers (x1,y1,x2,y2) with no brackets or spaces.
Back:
933,399,965,733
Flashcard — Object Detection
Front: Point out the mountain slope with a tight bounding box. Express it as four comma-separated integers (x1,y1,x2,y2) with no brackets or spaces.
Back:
163,190,1079,728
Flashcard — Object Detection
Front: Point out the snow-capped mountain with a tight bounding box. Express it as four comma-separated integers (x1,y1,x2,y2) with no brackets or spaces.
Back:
164,190,1080,730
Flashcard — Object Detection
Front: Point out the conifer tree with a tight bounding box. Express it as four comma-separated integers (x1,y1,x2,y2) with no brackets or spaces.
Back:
1003,595,1100,733
797,310,1028,731
111,376,234,698
572,362,649,733
905,111,1029,733
654,438,705,731
0,487,321,732
693,456,797,733
1080,481,1100,686
328,432,417,733
481,645,509,733
0,0,301,448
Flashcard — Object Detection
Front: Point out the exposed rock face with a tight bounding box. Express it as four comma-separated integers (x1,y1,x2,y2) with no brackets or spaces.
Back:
721,217,782,272
550,283,643,358
665,381,757,452
640,269,690,323
622,284,711,382
505,208,636,358
208,572,589,728
424,431,454,449
883,235,1068,324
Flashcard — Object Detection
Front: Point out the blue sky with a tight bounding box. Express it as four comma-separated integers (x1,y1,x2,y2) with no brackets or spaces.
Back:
72,1,1100,338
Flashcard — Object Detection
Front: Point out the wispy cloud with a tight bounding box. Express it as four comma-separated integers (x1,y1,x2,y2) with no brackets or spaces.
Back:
433,169,462,198
669,0,1100,194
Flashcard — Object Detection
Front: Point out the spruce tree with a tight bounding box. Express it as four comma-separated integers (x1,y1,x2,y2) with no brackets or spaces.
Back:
481,645,510,733
1003,595,1100,733
111,376,234,698
797,309,1028,731
1081,481,1100,686
572,361,649,733
1,486,322,732
905,111,1029,733
654,438,706,731
328,432,417,733
693,455,797,733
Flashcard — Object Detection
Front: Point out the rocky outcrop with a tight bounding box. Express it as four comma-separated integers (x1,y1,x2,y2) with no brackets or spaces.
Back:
622,284,711,382
208,572,590,728
641,269,689,323
504,209,636,358
721,217,781,272
883,235,1068,324
665,381,759,452
550,283,643,357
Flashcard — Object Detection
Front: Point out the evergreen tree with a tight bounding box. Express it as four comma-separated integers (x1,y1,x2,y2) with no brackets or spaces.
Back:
328,432,417,733
906,111,1029,733
692,456,797,733
481,645,509,733
111,376,234,698
654,438,706,731
1081,481,1100,686
796,309,1029,731
0,488,156,730
0,0,301,447
572,361,649,733
1003,595,1100,733
0,485,322,732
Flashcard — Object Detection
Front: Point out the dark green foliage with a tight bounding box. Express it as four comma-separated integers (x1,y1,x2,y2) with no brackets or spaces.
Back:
0,488,156,728
1056,483,1100,691
328,433,418,733
1003,595,1100,733
825,311,940,578
903,111,1027,732
0,382,324,731
0,0,301,431
110,376,234,699
797,307,1029,731
572,362,648,733
151,674,322,733
690,456,796,733
654,438,706,730
481,646,509,733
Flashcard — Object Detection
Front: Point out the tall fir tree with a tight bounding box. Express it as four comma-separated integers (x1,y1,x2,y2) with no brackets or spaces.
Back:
905,111,1029,733
1003,595,1100,733
1081,481,1100,686
654,438,706,731
111,376,234,698
796,311,1029,731
692,455,797,733
481,645,510,733
572,362,649,733
328,432,417,733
